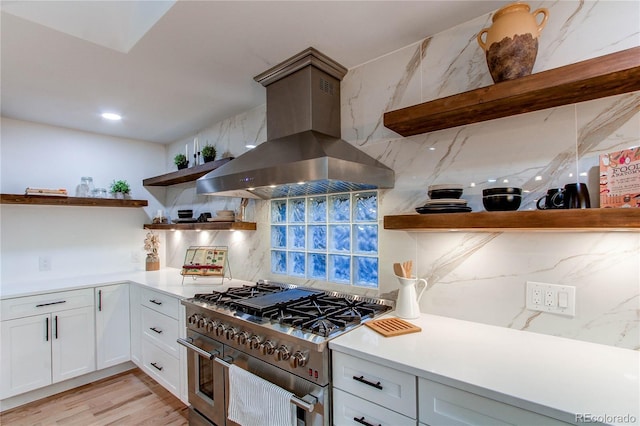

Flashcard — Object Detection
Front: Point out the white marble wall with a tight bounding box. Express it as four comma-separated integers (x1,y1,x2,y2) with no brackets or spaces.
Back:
165,1,639,349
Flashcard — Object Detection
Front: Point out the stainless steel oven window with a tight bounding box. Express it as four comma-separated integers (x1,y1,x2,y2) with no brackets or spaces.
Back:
198,355,214,400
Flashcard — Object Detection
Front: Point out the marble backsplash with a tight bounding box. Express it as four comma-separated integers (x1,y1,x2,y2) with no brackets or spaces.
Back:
165,0,639,349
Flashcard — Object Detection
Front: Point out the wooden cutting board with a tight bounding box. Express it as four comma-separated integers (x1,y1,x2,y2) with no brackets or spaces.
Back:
365,317,422,337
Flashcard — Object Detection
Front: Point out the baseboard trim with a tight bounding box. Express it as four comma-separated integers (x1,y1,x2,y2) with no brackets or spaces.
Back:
0,362,136,412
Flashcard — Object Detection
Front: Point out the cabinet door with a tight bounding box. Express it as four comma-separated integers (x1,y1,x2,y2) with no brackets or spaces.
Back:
333,388,416,426
95,284,131,369
51,306,96,383
0,314,52,398
418,378,571,426
129,283,142,366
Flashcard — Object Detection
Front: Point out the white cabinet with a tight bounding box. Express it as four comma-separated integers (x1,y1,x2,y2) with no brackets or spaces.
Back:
51,306,95,383
1,314,51,397
418,378,571,426
0,289,95,399
129,283,142,366
131,285,184,401
95,283,130,369
333,388,416,426
332,351,417,425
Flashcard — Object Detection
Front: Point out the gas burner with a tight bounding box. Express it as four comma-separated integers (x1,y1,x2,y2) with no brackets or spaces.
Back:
190,281,392,339
305,318,343,337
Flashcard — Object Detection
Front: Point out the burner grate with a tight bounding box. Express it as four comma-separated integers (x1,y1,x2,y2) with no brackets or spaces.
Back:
191,283,392,338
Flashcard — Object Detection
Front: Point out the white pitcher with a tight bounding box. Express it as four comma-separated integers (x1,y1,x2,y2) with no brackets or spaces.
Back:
395,275,427,319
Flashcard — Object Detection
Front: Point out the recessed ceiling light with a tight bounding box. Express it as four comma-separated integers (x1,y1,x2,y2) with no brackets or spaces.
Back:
101,112,122,121
245,144,256,149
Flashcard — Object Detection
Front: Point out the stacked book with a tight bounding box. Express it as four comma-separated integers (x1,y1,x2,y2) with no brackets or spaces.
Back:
25,188,68,197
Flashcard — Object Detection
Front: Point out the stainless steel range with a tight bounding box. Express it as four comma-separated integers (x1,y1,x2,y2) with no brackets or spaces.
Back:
177,280,393,426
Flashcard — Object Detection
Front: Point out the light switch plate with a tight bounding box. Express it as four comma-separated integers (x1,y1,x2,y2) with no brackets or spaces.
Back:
526,281,576,317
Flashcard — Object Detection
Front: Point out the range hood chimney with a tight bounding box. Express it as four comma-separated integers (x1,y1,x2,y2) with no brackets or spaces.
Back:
196,47,394,199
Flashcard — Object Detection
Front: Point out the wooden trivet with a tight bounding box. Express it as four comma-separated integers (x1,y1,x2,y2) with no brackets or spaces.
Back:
365,317,421,337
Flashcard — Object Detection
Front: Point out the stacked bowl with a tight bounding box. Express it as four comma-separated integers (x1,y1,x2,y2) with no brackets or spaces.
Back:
482,187,522,211
207,210,235,222
416,184,471,214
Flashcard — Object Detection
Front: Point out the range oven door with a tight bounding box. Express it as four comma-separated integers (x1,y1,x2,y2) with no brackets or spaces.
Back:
179,330,225,426
221,347,327,426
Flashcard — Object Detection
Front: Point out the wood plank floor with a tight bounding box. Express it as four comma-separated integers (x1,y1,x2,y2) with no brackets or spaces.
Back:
0,369,188,425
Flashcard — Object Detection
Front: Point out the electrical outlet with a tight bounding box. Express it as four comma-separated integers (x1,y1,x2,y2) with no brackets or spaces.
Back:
39,256,52,271
544,290,555,307
526,281,576,317
131,251,141,263
532,288,542,305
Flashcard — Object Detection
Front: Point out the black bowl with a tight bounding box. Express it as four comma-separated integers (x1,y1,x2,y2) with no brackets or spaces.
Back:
483,194,522,211
482,187,523,196
428,188,464,199
177,209,193,218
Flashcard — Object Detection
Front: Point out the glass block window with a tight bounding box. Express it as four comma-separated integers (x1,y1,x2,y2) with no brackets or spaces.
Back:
270,191,379,287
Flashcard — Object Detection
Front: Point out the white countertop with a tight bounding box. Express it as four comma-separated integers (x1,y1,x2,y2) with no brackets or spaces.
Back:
0,268,254,300
4,272,638,425
329,313,640,425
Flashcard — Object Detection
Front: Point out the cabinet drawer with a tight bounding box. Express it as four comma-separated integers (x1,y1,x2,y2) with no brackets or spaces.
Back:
1,288,94,320
332,351,416,418
140,287,179,319
141,305,179,357
418,378,570,426
333,388,416,426
142,339,180,397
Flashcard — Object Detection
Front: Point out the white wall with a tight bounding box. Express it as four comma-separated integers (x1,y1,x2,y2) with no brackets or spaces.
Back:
0,1,637,349
0,117,167,285
162,0,640,349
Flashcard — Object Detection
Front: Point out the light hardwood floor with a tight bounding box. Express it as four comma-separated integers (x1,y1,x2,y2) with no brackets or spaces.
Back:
0,369,188,425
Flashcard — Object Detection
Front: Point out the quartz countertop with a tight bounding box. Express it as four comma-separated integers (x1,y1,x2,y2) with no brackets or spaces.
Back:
0,268,254,299
329,313,640,425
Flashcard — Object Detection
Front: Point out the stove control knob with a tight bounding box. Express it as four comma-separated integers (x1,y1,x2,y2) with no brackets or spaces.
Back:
290,351,308,369
215,323,227,337
236,331,250,345
197,317,207,328
205,320,218,333
187,314,200,325
225,327,238,341
275,345,291,361
260,340,276,356
247,335,263,350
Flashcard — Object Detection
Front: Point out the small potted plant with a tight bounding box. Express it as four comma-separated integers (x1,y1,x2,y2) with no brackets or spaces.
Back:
174,153,189,170
144,231,160,271
109,179,131,199
201,144,217,163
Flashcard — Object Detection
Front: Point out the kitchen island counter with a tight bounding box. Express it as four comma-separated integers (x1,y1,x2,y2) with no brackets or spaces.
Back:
0,268,253,300
330,313,639,425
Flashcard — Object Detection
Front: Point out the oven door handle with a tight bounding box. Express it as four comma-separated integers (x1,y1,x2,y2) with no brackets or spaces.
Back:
213,355,317,413
177,337,216,360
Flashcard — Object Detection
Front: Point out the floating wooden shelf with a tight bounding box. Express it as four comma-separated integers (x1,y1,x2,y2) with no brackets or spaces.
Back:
143,157,234,187
143,222,257,231
384,47,640,137
0,193,148,208
383,209,640,232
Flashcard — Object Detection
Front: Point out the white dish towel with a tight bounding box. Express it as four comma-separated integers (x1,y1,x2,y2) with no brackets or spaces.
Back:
227,364,296,426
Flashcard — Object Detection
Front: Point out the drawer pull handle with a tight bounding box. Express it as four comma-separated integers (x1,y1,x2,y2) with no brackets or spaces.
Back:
150,327,163,334
149,299,162,306
352,375,383,390
150,362,163,371
354,416,380,426
36,300,66,308
45,317,49,341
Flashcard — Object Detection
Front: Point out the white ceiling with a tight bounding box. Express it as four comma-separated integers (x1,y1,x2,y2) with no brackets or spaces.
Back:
1,1,507,144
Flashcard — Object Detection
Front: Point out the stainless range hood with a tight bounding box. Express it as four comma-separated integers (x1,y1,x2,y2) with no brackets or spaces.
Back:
196,47,394,199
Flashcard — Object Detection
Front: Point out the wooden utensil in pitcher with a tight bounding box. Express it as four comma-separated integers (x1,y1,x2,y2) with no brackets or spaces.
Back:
393,262,406,277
